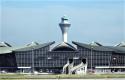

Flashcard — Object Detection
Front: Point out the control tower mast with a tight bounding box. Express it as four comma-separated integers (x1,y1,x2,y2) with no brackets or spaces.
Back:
59,16,71,42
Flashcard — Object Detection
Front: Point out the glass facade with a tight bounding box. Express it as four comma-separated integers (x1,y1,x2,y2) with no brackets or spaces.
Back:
77,46,112,69
9,44,125,73
0,42,125,73
15,46,49,69
77,45,125,69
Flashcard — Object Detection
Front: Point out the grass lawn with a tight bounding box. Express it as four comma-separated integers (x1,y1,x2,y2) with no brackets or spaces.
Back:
0,73,125,80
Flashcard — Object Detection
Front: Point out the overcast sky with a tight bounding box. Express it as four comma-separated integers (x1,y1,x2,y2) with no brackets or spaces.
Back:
0,0,125,46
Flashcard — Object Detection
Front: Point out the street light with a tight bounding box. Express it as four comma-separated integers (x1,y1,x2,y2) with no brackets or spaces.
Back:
112,57,117,72
91,46,93,71
31,48,35,74
113,57,117,66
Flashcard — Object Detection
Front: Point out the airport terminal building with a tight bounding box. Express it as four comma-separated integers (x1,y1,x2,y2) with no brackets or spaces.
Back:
0,16,125,74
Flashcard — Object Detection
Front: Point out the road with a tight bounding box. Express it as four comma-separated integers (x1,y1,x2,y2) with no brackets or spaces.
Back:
14,79,125,80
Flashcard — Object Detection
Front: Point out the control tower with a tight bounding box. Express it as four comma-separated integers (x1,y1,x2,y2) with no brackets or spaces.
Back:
59,16,71,42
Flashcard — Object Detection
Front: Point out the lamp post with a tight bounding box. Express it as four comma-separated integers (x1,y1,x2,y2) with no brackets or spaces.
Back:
113,57,117,66
108,56,112,67
113,57,117,72
113,57,116,65
91,46,93,72
31,48,35,74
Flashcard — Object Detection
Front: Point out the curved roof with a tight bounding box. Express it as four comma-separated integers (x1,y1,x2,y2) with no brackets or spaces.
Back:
72,41,113,51
0,47,13,54
89,42,102,46
107,46,125,53
0,42,13,54
0,42,12,47
115,42,125,47
73,41,125,54
0,42,55,54
52,42,76,51
26,42,39,47
14,41,55,52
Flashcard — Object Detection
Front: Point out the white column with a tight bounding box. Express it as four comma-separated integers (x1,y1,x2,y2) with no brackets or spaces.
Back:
63,32,67,42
